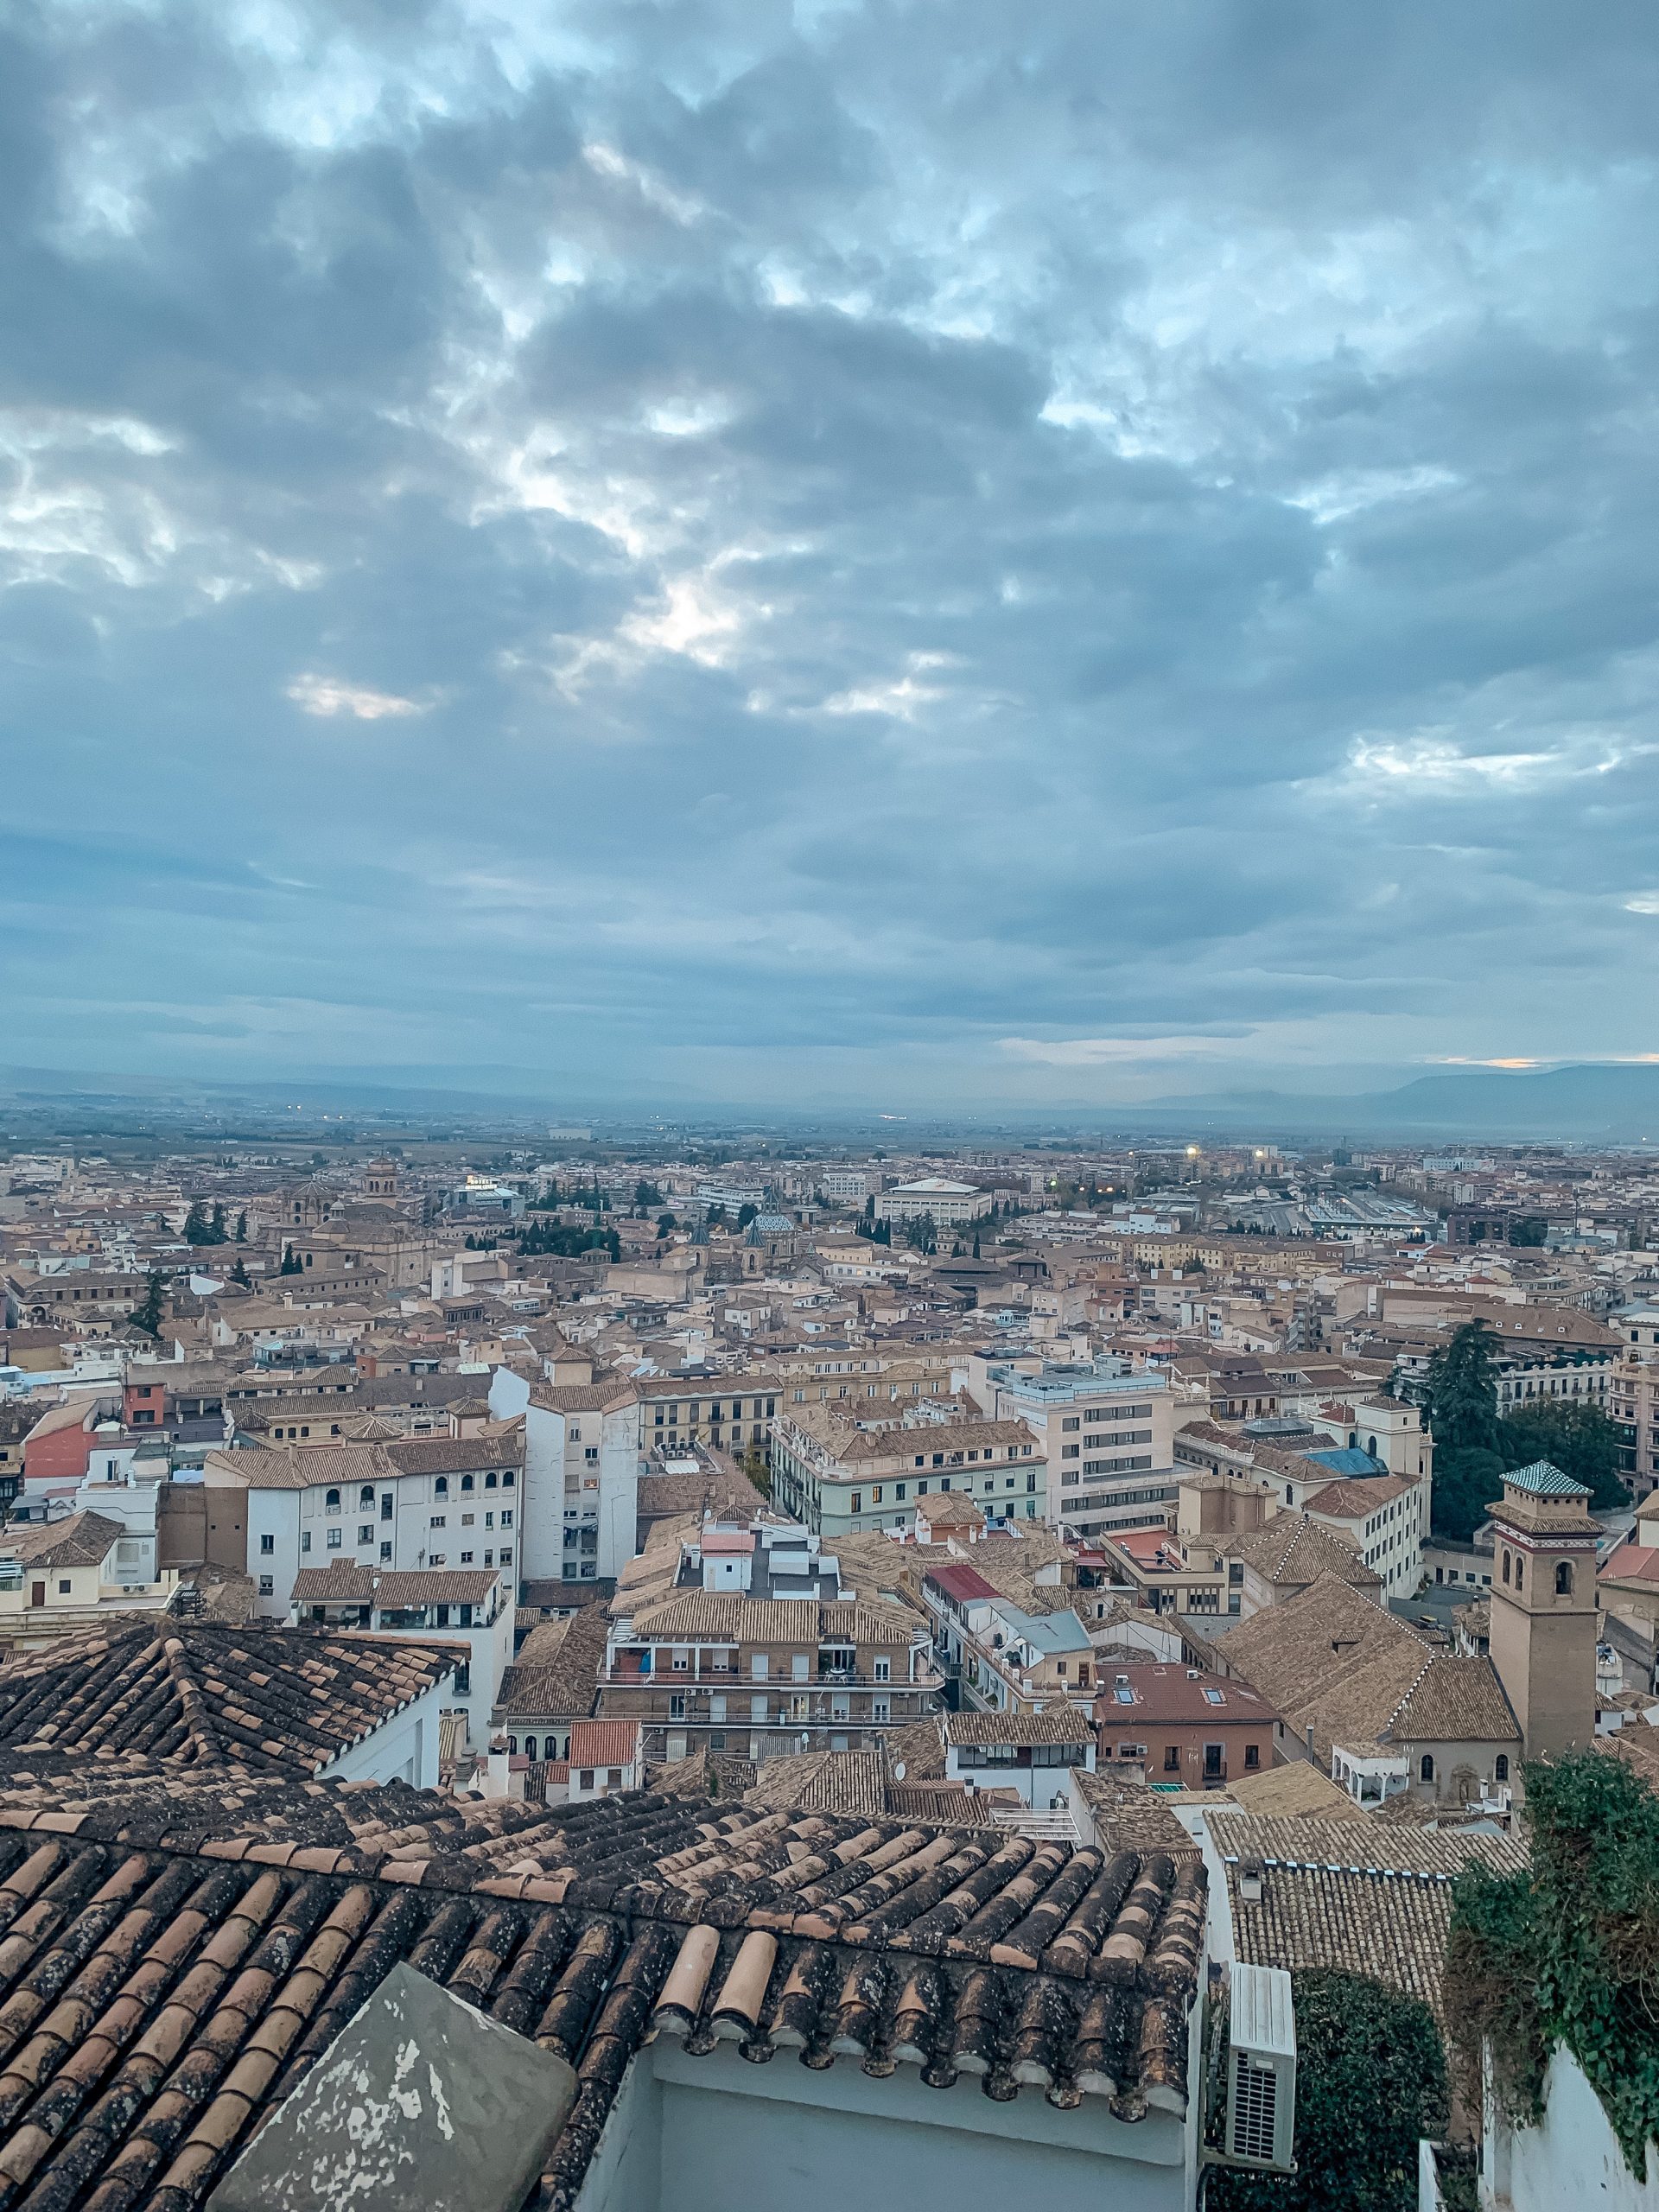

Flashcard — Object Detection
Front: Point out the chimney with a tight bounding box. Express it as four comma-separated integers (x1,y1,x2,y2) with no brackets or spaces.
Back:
1305,1723,1315,1759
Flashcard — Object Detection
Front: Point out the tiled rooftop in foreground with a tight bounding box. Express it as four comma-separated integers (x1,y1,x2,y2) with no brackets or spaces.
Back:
0,1760,1206,2209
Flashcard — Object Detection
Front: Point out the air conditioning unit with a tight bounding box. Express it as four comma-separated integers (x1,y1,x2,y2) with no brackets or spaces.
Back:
1226,1965,1296,2171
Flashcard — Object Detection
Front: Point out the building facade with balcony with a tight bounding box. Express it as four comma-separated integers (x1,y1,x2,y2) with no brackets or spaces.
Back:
770,1403,1046,1537
205,1431,523,1621
921,1561,1099,1715
1096,1662,1279,1789
596,1588,942,1763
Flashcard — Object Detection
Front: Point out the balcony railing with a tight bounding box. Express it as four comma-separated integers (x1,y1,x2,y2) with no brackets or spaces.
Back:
602,1661,926,1690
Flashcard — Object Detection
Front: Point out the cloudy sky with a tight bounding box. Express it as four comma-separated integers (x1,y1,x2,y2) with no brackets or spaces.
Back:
3,1,1658,1109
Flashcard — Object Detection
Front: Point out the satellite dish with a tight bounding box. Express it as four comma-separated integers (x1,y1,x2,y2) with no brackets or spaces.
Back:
893,1760,906,1781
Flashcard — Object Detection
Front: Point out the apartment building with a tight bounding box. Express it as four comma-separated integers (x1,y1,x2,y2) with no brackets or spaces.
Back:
204,1429,523,1619
963,1354,1177,1537
939,1707,1096,1806
1096,1662,1279,1790
635,1372,779,1456
597,1588,941,1762
921,1560,1098,1717
770,1402,1045,1536
817,1167,873,1205
490,1369,639,1588
1611,1307,1659,1497
1299,1472,1425,1599
289,1558,512,1749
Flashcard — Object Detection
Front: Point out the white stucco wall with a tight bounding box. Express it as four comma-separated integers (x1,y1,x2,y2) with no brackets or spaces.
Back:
1484,2045,1659,2212
579,2035,1197,2212
315,1681,445,1787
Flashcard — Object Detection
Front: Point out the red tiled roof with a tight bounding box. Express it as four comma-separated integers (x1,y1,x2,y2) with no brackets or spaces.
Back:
925,1563,999,1603
1602,1544,1659,1585
569,1718,641,1769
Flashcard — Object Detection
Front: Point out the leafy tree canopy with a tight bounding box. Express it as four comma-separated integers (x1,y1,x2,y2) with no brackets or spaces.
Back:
1210,1970,1448,2212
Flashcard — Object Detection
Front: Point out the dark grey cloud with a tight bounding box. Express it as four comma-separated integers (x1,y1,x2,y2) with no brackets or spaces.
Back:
2,0,1657,1104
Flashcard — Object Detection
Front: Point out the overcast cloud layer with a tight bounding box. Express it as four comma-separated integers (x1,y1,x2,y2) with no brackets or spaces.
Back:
3,0,1658,1109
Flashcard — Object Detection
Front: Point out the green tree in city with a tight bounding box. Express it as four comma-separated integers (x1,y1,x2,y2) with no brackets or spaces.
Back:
1421,1319,1507,1540
234,1210,248,1242
1508,1216,1549,1247
182,1199,212,1246
1208,1971,1447,2212
634,1179,664,1211
280,1244,304,1276
129,1270,170,1338
1501,1396,1626,1510
736,1203,759,1230
656,1212,677,1236
207,1202,228,1244
230,1257,251,1288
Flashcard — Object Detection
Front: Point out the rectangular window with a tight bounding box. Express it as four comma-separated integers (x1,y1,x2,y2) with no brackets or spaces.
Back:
500,1510,513,1528
669,1694,686,1719
849,1493,861,1515
874,1656,890,1681
1164,1745,1180,1771
873,1697,890,1723
709,1694,727,1722
380,1494,393,1521
326,1529,341,1550
259,1534,274,1555
751,1694,768,1721
358,1525,373,1544
461,1550,474,1564
258,1574,274,1596
751,1653,769,1679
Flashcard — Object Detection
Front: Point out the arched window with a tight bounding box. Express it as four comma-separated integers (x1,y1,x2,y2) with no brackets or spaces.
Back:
485,1471,498,1490
1502,1550,1510,1585
1496,1755,1510,1783
1515,1556,1524,1591
359,1485,375,1508
524,1736,537,1761
435,1477,448,1497
506,1736,518,1755
461,1474,474,1493
1420,1754,1435,1783
325,1488,340,1510
1366,1435,1377,1459
503,1470,515,1488
1555,1560,1573,1596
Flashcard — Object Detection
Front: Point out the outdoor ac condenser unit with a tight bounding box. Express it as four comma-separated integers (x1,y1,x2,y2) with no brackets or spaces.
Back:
1226,1964,1296,2171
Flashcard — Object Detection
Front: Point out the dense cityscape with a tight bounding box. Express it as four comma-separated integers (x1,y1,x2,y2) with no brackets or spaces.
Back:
0,1109,1655,2205
6,0,1658,2204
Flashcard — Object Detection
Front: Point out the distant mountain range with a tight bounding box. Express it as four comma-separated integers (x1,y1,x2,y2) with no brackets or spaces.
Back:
1135,1063,1659,1141
3,1058,1657,1144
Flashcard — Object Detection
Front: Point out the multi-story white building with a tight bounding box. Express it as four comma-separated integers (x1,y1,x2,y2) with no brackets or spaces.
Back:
1611,1307,1659,1499
204,1432,523,1620
491,1368,641,1587
289,1558,512,1750
874,1177,993,1227
817,1168,873,1205
962,1354,1179,1538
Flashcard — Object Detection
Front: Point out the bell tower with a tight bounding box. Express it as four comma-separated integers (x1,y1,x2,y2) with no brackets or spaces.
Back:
1487,1459,1599,1762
